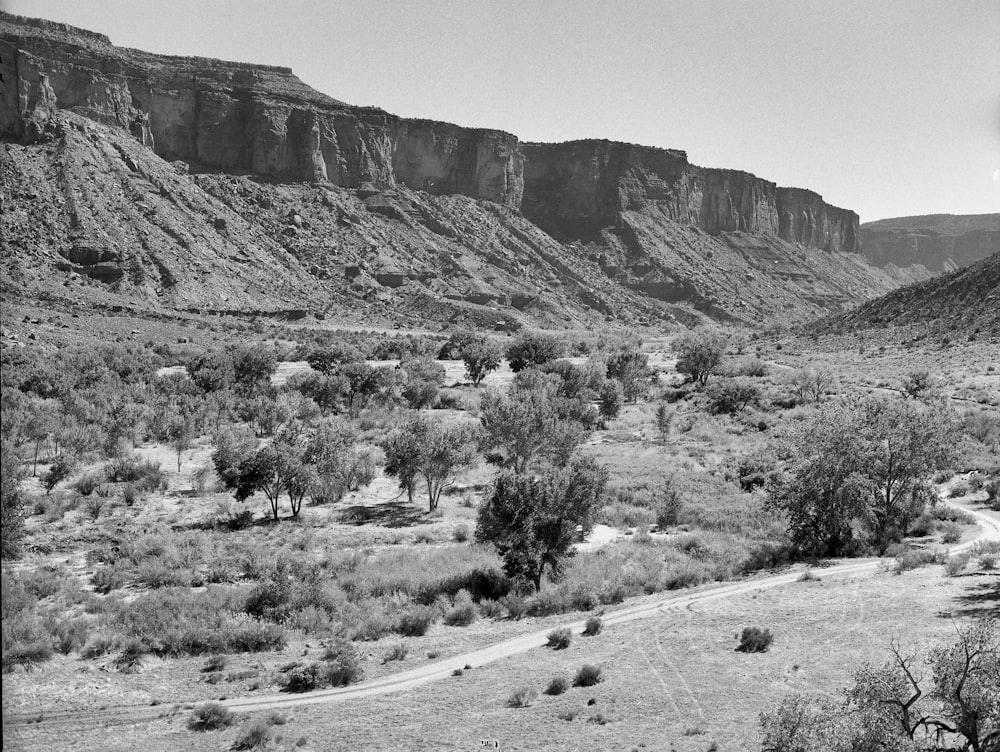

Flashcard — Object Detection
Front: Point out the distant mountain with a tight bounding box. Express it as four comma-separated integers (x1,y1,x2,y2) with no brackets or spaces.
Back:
860,214,1000,273
813,251,1000,338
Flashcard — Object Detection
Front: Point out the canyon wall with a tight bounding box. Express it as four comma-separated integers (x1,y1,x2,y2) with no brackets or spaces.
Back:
860,214,1000,272
1,11,857,253
0,13,523,206
521,140,858,252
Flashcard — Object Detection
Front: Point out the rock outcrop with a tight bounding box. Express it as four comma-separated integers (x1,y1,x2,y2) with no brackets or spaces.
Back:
860,214,1000,272
0,13,523,206
521,140,858,252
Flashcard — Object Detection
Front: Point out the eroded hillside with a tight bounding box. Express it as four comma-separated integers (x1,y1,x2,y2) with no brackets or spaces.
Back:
1,12,915,328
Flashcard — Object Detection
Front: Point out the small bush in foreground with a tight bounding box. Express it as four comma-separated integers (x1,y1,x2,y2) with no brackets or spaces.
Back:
545,676,569,695
583,615,603,636
1,641,53,673
736,626,773,653
232,717,274,750
507,686,539,708
944,555,969,577
188,702,233,731
382,643,408,664
573,664,603,687
443,590,477,627
547,627,572,650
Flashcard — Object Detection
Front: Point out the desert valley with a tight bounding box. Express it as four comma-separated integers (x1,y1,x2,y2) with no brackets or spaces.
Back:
1,8,998,752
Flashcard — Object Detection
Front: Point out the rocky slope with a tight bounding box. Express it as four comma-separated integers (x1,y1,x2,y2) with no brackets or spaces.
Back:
0,12,912,329
860,214,1000,273
813,252,1000,338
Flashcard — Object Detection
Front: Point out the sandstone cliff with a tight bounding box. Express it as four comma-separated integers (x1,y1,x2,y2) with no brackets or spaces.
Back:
2,12,907,328
860,214,1000,272
0,13,523,206
521,140,858,253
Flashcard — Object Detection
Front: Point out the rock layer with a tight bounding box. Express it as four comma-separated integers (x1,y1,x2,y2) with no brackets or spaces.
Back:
521,140,858,252
860,214,1000,272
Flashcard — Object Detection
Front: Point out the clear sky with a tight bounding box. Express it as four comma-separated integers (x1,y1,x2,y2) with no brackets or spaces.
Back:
6,0,999,222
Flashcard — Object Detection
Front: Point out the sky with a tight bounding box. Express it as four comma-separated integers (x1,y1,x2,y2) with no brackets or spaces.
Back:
6,0,999,222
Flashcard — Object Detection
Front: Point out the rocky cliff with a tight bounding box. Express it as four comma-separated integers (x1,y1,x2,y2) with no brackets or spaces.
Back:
859,214,1000,272
1,12,908,328
521,140,858,252
0,13,523,206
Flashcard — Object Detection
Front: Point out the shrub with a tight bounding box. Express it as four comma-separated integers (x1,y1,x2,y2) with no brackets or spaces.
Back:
202,654,228,673
506,332,565,372
396,605,435,636
706,378,759,415
2,641,53,672
46,616,89,655
507,686,539,708
503,593,528,620
545,676,570,695
189,702,234,731
736,626,773,653
321,639,363,686
547,627,572,650
382,643,408,663
232,717,274,750
939,522,963,544
443,590,477,627
573,664,603,687
944,556,968,577
74,473,103,497
583,615,603,636
42,455,77,494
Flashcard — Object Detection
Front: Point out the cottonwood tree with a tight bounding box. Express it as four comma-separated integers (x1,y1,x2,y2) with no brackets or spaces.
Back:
399,357,445,409
767,396,959,556
479,376,588,474
506,331,565,373
605,347,650,402
674,328,727,386
475,456,608,591
381,417,480,511
1,442,26,559
760,620,999,752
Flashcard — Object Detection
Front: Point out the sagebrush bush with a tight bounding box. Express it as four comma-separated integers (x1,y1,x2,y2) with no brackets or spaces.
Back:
939,522,963,544
1,641,53,673
507,686,539,708
583,615,603,636
545,676,570,695
232,717,274,750
443,590,477,627
202,654,228,673
321,639,363,686
382,643,408,664
547,627,572,650
397,605,436,636
573,664,603,687
893,549,941,574
736,626,773,653
944,556,968,577
189,702,233,731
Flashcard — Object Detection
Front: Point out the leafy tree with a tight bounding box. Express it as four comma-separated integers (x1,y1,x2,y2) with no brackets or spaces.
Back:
186,350,235,393
767,396,959,555
598,380,623,422
1,442,26,559
476,457,607,590
211,427,258,491
674,328,727,386
381,417,480,511
340,363,392,418
230,345,277,395
166,414,196,472
24,400,58,476
605,347,650,402
400,357,445,410
42,455,77,495
902,370,939,401
506,332,565,373
706,378,760,415
305,342,364,375
461,339,503,385
479,376,587,474
302,418,360,504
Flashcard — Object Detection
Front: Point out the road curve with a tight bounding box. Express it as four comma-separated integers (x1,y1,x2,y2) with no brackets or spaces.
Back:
6,501,997,729
221,499,1000,714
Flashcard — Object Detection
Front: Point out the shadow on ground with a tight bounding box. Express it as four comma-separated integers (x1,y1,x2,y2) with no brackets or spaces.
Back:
941,578,1000,618
341,501,426,528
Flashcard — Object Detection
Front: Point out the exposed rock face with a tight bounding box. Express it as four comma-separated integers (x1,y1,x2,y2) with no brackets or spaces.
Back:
860,214,1000,272
0,13,523,206
521,140,858,252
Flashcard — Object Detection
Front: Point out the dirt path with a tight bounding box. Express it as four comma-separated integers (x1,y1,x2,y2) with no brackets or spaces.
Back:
7,501,997,730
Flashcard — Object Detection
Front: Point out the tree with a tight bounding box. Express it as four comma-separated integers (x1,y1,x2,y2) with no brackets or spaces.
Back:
789,366,836,404
230,345,277,396
506,332,565,373
479,377,585,475
42,454,77,495
461,339,503,385
212,427,258,491
475,456,608,590
902,370,939,401
166,414,196,472
767,396,960,556
399,357,445,410
381,417,480,511
1,442,26,559
674,329,727,386
305,342,364,376
186,350,235,393
340,363,391,418
302,417,360,504
760,621,999,752
605,347,650,402
598,380,623,422
706,378,760,415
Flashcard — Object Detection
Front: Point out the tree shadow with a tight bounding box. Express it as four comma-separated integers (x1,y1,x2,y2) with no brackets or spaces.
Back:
339,501,425,528
940,578,1000,619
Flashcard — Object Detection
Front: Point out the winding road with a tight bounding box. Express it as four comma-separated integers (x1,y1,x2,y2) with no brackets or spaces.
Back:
6,499,998,731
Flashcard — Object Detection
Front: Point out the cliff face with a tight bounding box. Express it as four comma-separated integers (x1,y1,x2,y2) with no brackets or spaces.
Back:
859,214,1000,272
521,140,858,252
0,14,523,206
